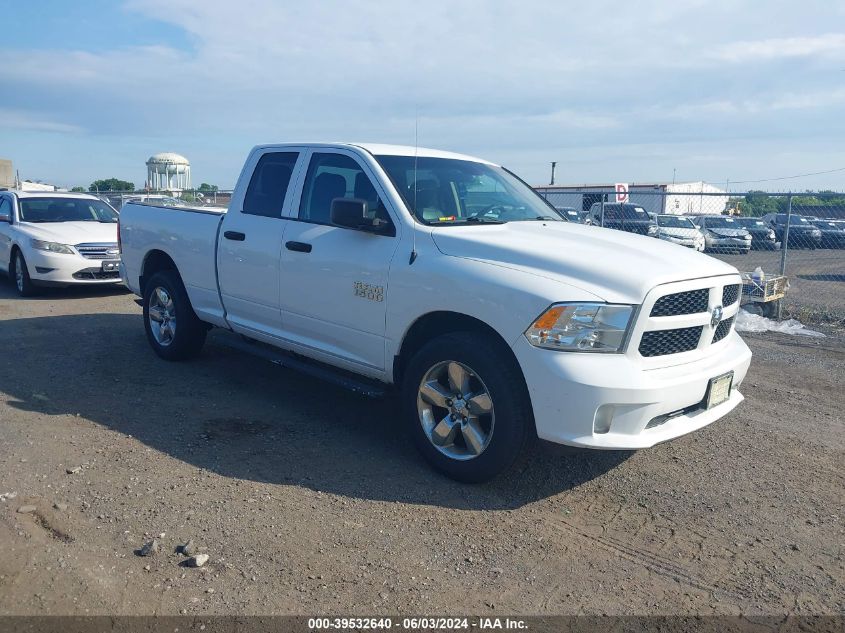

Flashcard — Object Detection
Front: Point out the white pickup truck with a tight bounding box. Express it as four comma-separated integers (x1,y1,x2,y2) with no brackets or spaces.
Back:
120,143,751,482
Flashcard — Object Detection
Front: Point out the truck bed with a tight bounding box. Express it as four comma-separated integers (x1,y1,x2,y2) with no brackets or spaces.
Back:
119,202,228,326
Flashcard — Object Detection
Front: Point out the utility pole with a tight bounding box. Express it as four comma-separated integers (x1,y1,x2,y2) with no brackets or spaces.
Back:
550,162,557,186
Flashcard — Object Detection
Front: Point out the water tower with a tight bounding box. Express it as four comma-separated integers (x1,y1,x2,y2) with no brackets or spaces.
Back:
146,152,191,191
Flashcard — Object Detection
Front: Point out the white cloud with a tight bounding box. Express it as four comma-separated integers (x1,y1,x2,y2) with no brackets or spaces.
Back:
711,33,845,62
0,108,83,134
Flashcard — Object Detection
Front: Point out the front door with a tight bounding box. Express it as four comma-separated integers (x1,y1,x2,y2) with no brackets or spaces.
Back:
278,150,401,374
217,150,304,339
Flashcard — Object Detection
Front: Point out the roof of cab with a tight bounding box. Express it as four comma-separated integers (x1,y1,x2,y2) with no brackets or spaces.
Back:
253,142,495,165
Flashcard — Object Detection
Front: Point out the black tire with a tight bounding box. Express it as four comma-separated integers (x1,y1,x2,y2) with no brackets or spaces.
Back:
11,250,37,297
402,331,535,483
142,270,207,361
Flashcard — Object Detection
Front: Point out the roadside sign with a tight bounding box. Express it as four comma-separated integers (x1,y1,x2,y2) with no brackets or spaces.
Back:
615,183,629,203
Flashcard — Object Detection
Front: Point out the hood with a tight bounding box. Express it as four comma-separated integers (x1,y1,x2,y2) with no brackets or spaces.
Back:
17,221,118,245
707,228,749,238
659,227,700,238
430,222,737,304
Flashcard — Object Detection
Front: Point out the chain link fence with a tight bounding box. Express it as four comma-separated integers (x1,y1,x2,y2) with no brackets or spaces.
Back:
88,186,843,324
535,188,845,325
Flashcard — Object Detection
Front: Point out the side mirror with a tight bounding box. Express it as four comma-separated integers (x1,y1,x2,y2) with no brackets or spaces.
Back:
0,213,9,223
331,198,390,233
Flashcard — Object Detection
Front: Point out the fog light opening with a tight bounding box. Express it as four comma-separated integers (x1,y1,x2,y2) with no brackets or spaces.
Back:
593,405,613,435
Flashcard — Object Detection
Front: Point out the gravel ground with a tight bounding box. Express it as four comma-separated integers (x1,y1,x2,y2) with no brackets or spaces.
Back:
0,281,842,616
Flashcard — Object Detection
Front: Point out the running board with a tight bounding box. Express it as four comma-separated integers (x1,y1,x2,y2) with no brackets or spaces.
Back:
212,330,388,399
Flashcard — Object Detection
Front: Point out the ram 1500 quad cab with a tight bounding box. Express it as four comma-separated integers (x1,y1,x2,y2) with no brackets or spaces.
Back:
119,143,751,482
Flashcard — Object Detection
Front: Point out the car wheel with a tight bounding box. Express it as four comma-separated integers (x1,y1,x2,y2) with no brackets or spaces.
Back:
142,270,207,361
11,250,37,297
402,331,534,483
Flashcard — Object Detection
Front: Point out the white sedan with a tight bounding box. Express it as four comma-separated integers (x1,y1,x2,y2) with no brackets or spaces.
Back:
0,191,121,296
655,214,706,251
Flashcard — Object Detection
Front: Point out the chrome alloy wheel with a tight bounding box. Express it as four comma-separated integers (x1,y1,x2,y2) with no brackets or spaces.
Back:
148,286,176,346
416,360,495,460
15,254,24,293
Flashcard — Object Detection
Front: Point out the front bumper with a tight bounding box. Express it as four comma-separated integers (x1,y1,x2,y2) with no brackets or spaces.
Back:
707,237,750,251
25,249,122,286
512,332,752,450
658,235,700,249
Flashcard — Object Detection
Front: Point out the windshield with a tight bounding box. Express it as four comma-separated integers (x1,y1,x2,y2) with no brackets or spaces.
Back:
735,218,766,227
556,207,581,221
598,204,650,220
657,215,695,229
775,214,810,225
703,216,741,228
374,156,563,225
19,197,118,223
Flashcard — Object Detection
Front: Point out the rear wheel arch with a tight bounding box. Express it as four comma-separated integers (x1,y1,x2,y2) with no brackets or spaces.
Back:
139,249,178,295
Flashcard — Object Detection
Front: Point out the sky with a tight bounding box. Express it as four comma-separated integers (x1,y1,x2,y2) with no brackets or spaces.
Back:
1,0,844,191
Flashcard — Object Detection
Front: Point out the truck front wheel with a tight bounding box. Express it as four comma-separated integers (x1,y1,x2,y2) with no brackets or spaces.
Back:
402,332,534,483
142,270,207,361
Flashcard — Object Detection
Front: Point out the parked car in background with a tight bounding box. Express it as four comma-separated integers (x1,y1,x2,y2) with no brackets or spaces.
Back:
761,213,822,249
733,217,779,250
119,142,750,482
807,218,845,248
654,214,705,251
692,215,752,254
0,190,121,296
587,202,658,237
554,206,585,223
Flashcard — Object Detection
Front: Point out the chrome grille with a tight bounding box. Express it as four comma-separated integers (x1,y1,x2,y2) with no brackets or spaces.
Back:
75,243,119,260
639,326,702,357
650,288,709,317
712,316,735,343
722,284,740,307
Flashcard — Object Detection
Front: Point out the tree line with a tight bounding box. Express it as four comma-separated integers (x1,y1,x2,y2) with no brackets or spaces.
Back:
733,191,845,217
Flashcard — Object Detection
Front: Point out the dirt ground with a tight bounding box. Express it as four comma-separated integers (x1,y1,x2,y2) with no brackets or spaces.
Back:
0,281,842,617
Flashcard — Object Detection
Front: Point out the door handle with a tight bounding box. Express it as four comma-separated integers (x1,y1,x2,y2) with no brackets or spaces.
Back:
285,241,312,253
224,231,246,241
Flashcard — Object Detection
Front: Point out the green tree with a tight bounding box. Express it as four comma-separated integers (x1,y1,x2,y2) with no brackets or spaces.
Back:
89,178,134,192
70,186,85,192
197,183,218,192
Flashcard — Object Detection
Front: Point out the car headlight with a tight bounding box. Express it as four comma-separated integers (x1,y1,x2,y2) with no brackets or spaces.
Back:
647,225,659,236
812,230,821,237
525,303,635,353
31,239,75,254
768,230,775,239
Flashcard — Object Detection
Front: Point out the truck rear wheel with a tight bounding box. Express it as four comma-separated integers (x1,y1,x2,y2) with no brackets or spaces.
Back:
402,332,534,483
143,270,207,361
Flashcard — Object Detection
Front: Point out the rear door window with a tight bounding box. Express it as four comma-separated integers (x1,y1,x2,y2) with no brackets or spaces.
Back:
242,152,299,218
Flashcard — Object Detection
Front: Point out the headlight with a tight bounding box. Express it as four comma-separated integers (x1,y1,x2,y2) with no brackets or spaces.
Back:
31,239,75,254
768,230,775,239
647,225,659,236
525,303,634,353
812,230,821,237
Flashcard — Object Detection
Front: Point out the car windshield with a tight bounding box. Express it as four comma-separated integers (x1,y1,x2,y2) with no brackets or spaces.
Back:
599,205,649,220
657,215,695,229
374,155,563,225
703,216,740,228
556,207,581,221
813,220,839,229
19,197,118,223
775,214,810,225
735,218,766,228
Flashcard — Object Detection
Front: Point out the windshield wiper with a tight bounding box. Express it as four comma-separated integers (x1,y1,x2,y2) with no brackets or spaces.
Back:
465,216,503,223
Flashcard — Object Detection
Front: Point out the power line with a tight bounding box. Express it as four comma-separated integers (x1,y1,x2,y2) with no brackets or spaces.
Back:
713,166,845,186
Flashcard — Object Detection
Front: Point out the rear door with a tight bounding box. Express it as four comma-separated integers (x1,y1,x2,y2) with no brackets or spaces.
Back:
0,196,12,272
217,149,306,339
277,149,402,374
